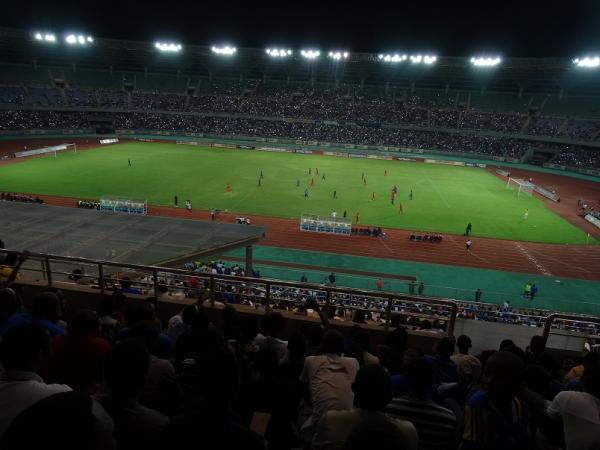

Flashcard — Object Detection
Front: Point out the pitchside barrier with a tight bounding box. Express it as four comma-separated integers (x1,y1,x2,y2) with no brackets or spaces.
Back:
100,197,147,215
300,214,352,235
14,143,77,158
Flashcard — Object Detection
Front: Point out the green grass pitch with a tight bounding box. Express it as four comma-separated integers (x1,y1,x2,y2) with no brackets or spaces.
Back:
0,142,592,244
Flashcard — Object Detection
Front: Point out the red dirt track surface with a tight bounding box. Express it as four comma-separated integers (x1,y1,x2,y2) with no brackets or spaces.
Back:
1,138,599,280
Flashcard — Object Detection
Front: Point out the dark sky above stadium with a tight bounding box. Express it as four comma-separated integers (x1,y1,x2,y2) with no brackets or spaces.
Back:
2,0,599,57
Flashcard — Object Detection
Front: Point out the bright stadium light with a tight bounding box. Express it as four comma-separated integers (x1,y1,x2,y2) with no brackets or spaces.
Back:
470,56,502,67
378,53,407,63
65,33,94,46
300,49,320,59
423,55,437,64
328,51,349,60
211,45,236,55
573,57,600,68
266,48,292,57
409,54,437,65
34,32,56,43
155,42,183,53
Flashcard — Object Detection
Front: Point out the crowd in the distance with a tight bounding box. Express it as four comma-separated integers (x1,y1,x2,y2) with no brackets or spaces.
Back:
1,282,600,450
0,192,44,204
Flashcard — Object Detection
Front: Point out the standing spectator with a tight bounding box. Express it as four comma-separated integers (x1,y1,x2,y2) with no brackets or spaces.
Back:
98,339,169,450
98,296,120,343
299,330,360,441
408,280,417,295
376,278,383,290
379,327,408,376
254,312,289,364
418,282,425,295
475,288,482,302
462,351,529,450
426,337,459,384
48,309,111,394
386,357,457,450
313,364,417,450
452,335,472,362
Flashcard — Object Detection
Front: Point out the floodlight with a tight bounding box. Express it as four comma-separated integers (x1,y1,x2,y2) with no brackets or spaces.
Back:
35,32,56,43
266,48,292,57
155,42,183,53
379,53,407,63
87,36,93,43
300,49,320,59
66,34,77,44
470,56,501,67
410,55,423,63
328,51,349,60
423,55,437,64
211,46,236,55
65,33,94,46
573,57,600,68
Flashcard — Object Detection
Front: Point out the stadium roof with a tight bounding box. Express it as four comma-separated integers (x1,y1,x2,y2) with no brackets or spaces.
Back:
2,27,600,95
0,201,265,266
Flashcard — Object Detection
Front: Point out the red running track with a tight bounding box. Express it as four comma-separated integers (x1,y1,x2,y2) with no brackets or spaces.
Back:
26,193,600,281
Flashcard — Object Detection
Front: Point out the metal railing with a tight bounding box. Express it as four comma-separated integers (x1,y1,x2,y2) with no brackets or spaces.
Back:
0,249,458,335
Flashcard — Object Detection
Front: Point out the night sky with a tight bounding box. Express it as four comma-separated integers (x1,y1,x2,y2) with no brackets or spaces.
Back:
1,0,599,57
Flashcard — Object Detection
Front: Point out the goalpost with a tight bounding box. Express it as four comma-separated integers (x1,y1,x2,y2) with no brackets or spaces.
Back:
506,177,534,197
14,143,77,159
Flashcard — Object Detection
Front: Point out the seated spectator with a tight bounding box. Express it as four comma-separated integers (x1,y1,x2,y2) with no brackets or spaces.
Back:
116,302,173,359
129,320,179,416
162,348,266,450
236,348,301,449
343,412,418,450
120,277,143,295
165,304,198,345
564,352,600,391
379,326,408,375
1,390,114,450
0,323,72,441
0,291,65,337
462,351,529,450
313,364,417,450
426,337,459,384
545,362,600,450
98,339,169,450
386,357,457,450
299,330,360,441
451,334,472,362
47,309,111,394
306,325,325,356
97,295,120,343
0,288,19,329
254,312,289,363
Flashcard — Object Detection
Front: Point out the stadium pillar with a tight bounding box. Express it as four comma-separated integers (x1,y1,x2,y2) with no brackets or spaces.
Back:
245,245,253,276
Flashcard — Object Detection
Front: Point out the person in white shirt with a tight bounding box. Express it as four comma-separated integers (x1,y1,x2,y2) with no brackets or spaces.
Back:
546,362,600,450
299,330,360,442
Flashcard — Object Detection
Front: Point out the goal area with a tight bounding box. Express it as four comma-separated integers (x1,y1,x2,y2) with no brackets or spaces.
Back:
506,177,534,197
14,143,77,158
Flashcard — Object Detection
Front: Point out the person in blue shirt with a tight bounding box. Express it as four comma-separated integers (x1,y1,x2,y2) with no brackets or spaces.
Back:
0,292,65,337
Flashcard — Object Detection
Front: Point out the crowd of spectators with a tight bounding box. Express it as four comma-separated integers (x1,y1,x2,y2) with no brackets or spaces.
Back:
553,147,600,168
2,282,600,450
0,192,44,204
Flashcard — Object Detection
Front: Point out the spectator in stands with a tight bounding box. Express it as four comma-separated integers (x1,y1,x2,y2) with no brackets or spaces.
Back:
0,291,65,337
97,295,120,343
129,320,179,416
313,364,417,450
0,288,18,329
236,348,301,449
299,330,360,442
386,357,457,449
352,328,380,365
163,347,266,450
254,312,289,363
379,326,409,375
426,337,459,384
462,351,529,449
116,302,173,359
525,335,546,365
545,362,600,450
166,304,198,345
452,334,472,362
120,277,143,295
0,323,72,441
98,339,169,450
47,309,111,394
306,325,325,356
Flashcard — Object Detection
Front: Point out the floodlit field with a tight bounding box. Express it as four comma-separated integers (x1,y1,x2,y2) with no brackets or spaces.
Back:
0,142,592,244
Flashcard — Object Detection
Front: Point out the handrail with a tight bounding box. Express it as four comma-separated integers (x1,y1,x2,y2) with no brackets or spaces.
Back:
542,313,600,343
0,248,458,335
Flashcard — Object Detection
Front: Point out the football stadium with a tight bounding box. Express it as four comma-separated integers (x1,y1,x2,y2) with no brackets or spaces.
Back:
1,9,600,449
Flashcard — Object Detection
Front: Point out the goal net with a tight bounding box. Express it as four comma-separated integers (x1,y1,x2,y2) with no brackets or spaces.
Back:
507,177,534,197
14,143,77,158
